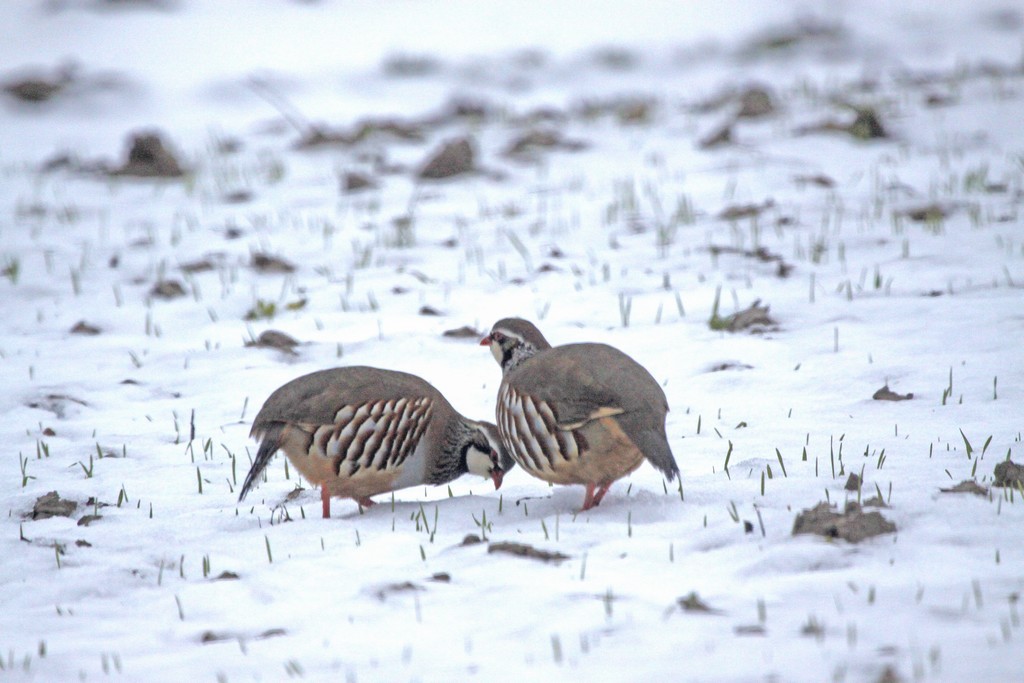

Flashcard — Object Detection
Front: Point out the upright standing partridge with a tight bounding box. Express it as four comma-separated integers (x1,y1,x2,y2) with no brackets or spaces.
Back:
239,366,513,517
481,318,679,510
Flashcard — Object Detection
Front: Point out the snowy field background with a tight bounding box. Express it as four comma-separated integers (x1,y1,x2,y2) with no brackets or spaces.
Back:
2,1,1023,681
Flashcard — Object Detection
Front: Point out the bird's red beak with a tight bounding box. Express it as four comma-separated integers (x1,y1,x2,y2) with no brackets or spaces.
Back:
491,468,504,490
479,335,491,346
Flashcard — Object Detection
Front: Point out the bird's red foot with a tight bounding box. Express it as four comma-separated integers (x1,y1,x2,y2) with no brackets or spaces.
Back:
580,482,613,511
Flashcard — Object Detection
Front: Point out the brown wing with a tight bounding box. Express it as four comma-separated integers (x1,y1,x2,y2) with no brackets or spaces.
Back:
507,343,678,480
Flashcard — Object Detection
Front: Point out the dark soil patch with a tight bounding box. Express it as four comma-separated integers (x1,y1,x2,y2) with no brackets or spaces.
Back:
245,330,300,354
676,592,723,614
418,137,476,180
792,501,896,543
940,480,988,496
718,200,774,221
993,460,1024,488
735,85,776,119
373,581,423,601
342,171,378,193
708,362,753,372
488,541,570,563
873,385,913,401
901,203,953,223
111,131,185,178
179,258,217,274
150,280,186,299
251,253,296,274
32,491,77,520
504,128,587,160
70,320,101,335
200,628,285,644
708,245,792,277
795,107,888,141
710,299,778,333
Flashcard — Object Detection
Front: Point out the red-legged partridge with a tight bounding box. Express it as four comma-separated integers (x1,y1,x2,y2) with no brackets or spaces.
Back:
239,366,513,518
482,318,679,511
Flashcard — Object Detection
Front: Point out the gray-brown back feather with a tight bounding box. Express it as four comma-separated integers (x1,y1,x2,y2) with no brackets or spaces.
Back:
506,343,679,480
240,367,455,502
249,366,448,435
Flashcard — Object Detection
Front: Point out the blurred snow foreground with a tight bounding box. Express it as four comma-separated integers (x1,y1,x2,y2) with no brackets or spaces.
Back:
1,1,1024,681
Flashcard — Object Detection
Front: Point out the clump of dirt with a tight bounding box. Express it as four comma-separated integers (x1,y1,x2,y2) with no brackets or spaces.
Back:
796,107,888,141
150,280,186,299
503,128,587,160
488,541,570,563
940,480,988,496
294,125,351,149
708,245,793,277
876,665,905,683
844,473,862,491
718,200,775,221
676,592,723,614
847,108,887,140
993,460,1024,488
710,298,777,333
70,320,101,335
342,171,378,193
2,62,76,103
793,173,836,188
350,117,424,144
179,258,216,274
735,85,776,119
418,137,476,180
873,385,913,401
901,203,953,223
792,501,896,543
110,131,185,178
372,581,423,601
221,189,252,204
443,325,483,339
32,491,77,520
200,628,284,644
707,361,753,372
251,253,296,274
576,96,656,125
245,330,300,354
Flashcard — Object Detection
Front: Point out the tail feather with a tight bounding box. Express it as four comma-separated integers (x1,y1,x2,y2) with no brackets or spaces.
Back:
238,424,285,502
633,428,680,482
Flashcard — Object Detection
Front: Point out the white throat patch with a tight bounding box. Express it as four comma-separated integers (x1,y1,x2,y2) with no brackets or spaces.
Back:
465,446,493,478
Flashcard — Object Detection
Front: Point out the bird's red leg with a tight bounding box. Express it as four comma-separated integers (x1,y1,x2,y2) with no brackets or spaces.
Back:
581,483,598,511
591,482,613,507
355,496,376,509
321,486,331,519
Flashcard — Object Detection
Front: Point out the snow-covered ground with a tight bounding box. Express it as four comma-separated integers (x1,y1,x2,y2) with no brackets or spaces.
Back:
2,1,1023,681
